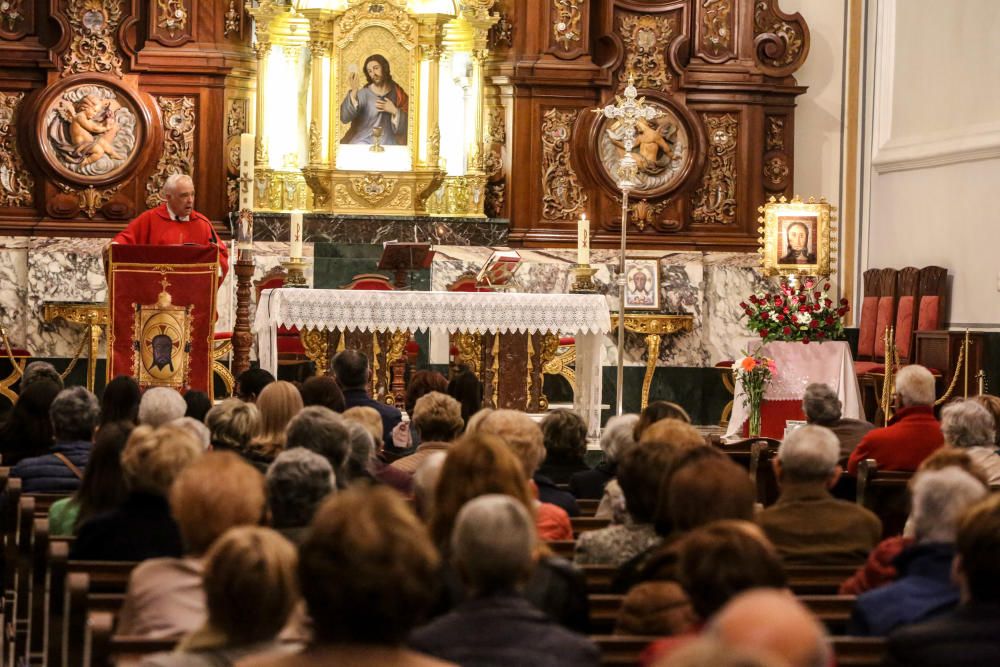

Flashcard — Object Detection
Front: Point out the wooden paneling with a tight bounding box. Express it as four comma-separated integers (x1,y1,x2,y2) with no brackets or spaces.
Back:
0,0,255,237
487,0,810,251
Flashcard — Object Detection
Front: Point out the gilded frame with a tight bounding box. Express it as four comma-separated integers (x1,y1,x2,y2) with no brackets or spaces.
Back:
757,196,835,277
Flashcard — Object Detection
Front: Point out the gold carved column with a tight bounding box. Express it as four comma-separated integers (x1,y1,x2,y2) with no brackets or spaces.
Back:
417,17,446,168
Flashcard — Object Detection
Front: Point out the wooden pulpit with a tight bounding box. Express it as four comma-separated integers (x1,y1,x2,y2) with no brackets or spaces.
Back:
107,244,222,396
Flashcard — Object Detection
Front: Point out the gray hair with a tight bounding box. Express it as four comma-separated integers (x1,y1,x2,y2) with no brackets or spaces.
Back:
139,387,187,427
911,467,987,543
344,420,375,469
777,425,840,482
941,399,996,448
802,383,842,423
451,494,536,594
413,451,447,519
266,448,335,529
22,361,63,390
163,173,192,194
600,413,639,462
285,406,350,472
50,386,99,441
895,365,936,407
169,416,211,450
205,398,259,451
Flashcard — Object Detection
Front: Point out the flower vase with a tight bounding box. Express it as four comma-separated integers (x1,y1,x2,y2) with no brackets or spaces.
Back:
747,393,762,437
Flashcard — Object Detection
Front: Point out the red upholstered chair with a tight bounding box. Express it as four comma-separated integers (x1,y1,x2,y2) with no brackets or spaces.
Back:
254,266,309,367
337,273,406,403
891,267,920,365
916,266,948,333
856,268,881,362
341,273,395,291
855,268,897,374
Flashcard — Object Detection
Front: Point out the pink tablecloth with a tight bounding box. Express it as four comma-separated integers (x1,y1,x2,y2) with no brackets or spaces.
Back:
724,340,863,441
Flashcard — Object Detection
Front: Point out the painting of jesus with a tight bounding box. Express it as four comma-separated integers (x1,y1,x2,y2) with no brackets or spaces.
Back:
340,53,409,146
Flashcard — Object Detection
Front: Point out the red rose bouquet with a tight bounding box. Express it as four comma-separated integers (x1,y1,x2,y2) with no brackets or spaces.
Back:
740,277,849,344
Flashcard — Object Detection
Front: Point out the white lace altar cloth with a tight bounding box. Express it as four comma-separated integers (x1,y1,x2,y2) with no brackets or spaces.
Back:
724,340,864,440
252,288,612,436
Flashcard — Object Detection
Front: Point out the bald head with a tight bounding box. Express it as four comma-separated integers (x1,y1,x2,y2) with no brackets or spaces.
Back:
711,590,829,667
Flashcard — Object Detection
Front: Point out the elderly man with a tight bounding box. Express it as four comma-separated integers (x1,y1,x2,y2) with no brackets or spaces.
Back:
802,383,873,463
332,350,401,456
138,387,187,428
885,494,1000,666
940,399,1000,485
758,425,882,564
111,173,229,278
266,448,336,545
711,590,831,667
410,494,600,666
11,386,99,493
850,467,986,636
285,406,351,483
847,365,943,475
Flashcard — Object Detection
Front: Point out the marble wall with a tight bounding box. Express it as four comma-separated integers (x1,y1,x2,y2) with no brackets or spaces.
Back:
0,236,768,367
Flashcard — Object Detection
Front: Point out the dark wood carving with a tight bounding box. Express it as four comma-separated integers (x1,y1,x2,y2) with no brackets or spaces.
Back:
488,0,810,251
0,0,255,236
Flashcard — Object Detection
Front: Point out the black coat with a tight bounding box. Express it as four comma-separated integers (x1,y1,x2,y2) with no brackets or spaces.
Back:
71,491,183,562
534,473,580,517
569,461,616,500
411,594,599,667
884,602,1000,667
342,388,403,456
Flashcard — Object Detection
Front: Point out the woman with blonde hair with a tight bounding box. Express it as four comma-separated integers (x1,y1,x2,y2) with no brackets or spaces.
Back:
248,381,303,468
429,433,590,633
141,526,300,666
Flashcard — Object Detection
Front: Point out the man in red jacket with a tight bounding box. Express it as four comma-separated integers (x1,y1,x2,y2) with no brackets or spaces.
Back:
847,365,943,475
110,173,229,279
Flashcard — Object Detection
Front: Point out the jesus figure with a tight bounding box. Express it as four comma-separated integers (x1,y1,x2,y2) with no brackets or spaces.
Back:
340,54,409,146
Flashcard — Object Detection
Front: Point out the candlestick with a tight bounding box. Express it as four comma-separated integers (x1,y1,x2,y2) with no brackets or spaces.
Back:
289,211,303,259
577,213,590,265
239,133,254,210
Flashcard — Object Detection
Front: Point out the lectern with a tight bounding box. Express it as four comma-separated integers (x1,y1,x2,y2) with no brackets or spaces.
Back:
107,244,222,396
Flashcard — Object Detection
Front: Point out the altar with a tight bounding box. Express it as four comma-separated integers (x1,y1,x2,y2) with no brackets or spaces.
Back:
725,340,864,441
252,288,611,437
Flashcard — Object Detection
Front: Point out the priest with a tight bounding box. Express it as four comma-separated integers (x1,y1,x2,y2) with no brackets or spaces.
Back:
109,173,229,278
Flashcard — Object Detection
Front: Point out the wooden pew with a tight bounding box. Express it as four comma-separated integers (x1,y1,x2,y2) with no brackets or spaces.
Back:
589,594,624,634
64,572,128,667
831,636,887,666
578,499,600,516
591,634,657,666
856,459,912,537
7,494,35,665
748,440,780,506
86,610,177,667
547,540,575,559
581,565,617,594
785,564,859,595
799,594,855,634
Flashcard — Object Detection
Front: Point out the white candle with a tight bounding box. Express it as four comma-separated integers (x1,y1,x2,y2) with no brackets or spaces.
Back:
290,211,303,259
577,213,590,265
239,133,254,210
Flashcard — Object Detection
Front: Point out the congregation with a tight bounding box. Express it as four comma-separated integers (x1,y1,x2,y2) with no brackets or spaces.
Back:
2,356,1000,667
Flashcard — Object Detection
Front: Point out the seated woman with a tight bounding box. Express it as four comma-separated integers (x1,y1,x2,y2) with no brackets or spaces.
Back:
252,486,449,667
71,424,202,561
12,386,100,492
247,381,304,472
429,433,590,633
537,409,590,485
570,413,637,501
117,451,268,638
98,375,141,428
140,526,300,666
0,379,60,466
48,420,132,536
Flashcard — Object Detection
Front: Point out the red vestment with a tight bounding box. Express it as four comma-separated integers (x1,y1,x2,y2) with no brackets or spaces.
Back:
113,204,229,279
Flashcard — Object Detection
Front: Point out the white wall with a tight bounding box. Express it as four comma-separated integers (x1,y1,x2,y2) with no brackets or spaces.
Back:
863,0,1000,327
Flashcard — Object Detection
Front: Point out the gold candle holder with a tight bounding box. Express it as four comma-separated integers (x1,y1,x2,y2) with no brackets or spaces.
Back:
570,264,598,293
282,257,309,288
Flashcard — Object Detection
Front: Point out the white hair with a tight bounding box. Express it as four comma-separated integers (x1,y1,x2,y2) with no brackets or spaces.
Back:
138,387,187,427
911,468,987,543
600,413,639,462
941,399,996,448
777,425,840,482
895,365,937,407
451,494,536,593
163,173,193,194
169,416,211,450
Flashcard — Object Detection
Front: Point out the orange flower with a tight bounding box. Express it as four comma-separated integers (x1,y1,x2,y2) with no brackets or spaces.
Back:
740,357,757,372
